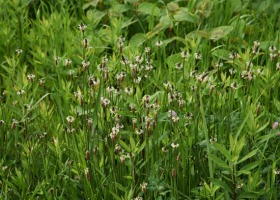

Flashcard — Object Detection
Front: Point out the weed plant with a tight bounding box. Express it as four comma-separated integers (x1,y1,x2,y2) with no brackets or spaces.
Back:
0,0,280,199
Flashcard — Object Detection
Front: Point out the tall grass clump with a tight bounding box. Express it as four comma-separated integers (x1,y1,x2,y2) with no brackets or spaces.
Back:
1,0,280,199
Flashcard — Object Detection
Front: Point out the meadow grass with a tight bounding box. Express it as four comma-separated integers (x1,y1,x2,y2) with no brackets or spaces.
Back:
0,0,280,199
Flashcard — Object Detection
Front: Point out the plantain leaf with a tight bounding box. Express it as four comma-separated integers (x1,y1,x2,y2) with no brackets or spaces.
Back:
167,2,179,12
129,33,146,47
138,2,160,16
118,139,131,152
173,8,199,24
196,0,213,18
211,48,232,60
146,21,170,39
209,26,233,41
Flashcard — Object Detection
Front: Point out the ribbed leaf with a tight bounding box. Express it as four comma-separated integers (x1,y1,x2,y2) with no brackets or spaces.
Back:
209,26,233,41
118,139,131,152
138,2,160,16
208,154,230,169
237,149,258,164
213,143,232,163
237,161,259,177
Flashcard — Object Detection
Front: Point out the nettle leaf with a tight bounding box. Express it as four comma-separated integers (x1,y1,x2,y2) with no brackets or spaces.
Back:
209,26,233,41
138,2,161,16
129,33,146,47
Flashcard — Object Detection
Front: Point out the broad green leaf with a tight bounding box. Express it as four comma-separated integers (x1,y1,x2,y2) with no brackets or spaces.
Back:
257,1,270,12
111,3,130,14
167,2,179,12
173,8,199,24
211,49,232,60
196,0,213,18
146,21,169,39
213,143,232,163
129,33,146,47
86,10,106,25
231,0,243,12
138,2,161,16
209,26,233,41
83,0,100,9
166,53,182,68
163,36,187,46
237,149,258,164
208,154,231,169
186,30,209,39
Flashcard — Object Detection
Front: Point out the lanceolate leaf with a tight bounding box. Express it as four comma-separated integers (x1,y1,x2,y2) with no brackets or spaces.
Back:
209,26,233,41
208,154,231,169
237,149,258,164
237,161,259,176
213,142,232,163
129,33,146,47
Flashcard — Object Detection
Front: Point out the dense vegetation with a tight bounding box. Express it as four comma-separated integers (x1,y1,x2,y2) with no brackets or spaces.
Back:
0,0,280,199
